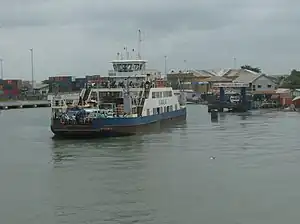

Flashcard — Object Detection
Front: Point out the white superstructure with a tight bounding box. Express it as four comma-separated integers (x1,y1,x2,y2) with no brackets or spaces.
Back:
51,30,186,118
141,87,181,116
80,58,185,117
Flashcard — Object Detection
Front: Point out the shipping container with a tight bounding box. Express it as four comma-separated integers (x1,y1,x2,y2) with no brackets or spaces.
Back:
72,78,86,91
75,78,86,84
49,76,73,83
86,75,102,84
5,79,22,89
48,81,72,93
0,79,21,91
3,89,19,96
48,76,73,93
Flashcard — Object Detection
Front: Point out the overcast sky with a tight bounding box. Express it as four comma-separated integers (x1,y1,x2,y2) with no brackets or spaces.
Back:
0,0,299,80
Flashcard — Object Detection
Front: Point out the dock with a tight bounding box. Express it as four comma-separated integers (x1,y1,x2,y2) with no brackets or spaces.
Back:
0,100,51,110
207,82,249,113
208,101,248,112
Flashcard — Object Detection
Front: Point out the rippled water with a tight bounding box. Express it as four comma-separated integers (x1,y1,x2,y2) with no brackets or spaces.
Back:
1,106,300,223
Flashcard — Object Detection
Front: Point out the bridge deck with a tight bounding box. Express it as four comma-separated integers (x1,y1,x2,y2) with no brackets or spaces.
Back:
208,101,249,112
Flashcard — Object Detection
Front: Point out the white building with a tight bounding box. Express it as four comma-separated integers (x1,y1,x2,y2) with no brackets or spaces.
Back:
233,72,277,92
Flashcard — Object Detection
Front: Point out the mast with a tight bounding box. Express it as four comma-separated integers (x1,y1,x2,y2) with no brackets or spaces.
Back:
125,46,129,59
123,46,129,59
137,29,142,59
123,76,132,114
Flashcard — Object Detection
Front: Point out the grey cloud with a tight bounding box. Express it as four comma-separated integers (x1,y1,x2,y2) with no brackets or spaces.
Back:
0,0,86,27
0,0,299,79
1,0,239,32
83,1,240,34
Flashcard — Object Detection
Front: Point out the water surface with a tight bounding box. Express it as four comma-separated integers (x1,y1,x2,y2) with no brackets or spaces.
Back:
1,106,300,224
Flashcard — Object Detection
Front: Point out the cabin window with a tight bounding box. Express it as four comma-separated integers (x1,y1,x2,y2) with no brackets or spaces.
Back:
156,107,161,114
155,92,160,98
147,109,150,115
152,92,156,98
164,106,167,112
152,108,157,115
267,85,272,88
100,92,107,97
175,104,178,110
170,105,173,111
91,92,97,100
132,107,137,114
159,92,163,98
257,85,262,88
168,91,172,97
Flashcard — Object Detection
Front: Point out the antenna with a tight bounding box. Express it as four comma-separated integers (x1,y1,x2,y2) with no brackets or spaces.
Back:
137,29,142,59
124,46,129,59
132,49,135,59
117,52,120,60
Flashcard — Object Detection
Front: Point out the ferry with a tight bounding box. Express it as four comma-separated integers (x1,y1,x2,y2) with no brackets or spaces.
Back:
50,36,187,138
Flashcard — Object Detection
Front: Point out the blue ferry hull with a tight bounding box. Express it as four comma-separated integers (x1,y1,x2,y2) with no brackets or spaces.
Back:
51,107,187,138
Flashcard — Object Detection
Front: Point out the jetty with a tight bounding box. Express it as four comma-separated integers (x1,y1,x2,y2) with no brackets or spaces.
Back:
208,82,250,112
0,100,50,110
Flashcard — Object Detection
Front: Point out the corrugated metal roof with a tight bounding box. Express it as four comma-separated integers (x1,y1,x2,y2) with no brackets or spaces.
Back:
205,69,230,76
276,88,290,94
222,69,242,77
205,76,231,82
34,83,49,89
253,90,276,94
293,96,300,101
192,70,215,77
168,68,270,80
233,72,261,84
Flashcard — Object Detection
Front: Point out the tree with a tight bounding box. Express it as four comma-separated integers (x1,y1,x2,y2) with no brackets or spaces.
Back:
240,65,261,73
277,75,288,86
280,69,300,88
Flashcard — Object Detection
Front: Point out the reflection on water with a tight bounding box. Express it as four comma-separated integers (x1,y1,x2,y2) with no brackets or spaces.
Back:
51,136,146,163
50,119,187,167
